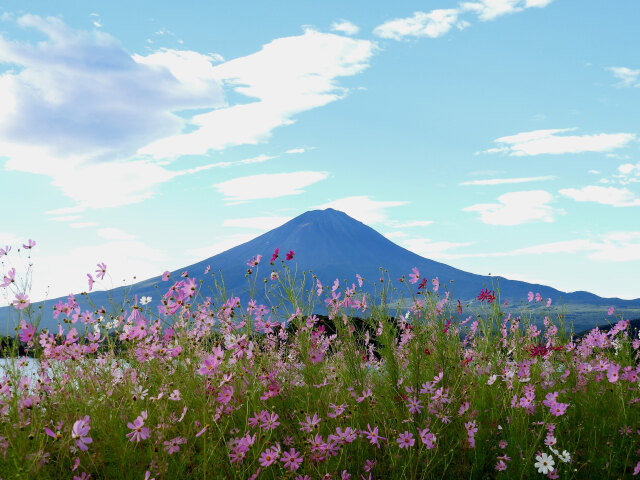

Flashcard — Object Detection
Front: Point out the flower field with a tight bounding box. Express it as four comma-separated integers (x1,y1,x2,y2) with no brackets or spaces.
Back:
1,244,639,479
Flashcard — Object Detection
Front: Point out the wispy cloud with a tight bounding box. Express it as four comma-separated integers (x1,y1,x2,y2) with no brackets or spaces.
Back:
463,190,558,225
317,195,408,224
559,185,640,207
331,20,359,36
140,29,376,158
182,155,276,175
607,66,640,87
480,128,636,156
374,9,465,40
214,171,329,202
460,175,555,186
392,220,434,227
400,238,474,259
459,0,553,21
508,232,640,262
373,0,553,41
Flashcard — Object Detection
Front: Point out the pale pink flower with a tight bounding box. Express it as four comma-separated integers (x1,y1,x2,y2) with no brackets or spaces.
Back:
71,416,92,451
397,431,415,449
408,267,420,284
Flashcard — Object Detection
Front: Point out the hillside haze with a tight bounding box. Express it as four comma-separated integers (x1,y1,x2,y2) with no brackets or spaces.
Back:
2,208,639,332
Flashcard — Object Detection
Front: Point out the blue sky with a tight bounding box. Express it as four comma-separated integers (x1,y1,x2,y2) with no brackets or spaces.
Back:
1,0,639,304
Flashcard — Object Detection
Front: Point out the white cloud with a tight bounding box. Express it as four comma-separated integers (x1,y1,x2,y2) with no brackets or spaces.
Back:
97,227,137,241
285,148,306,154
375,0,555,39
0,15,224,208
460,175,555,186
559,185,640,207
460,0,553,21
509,233,640,262
222,216,292,230
140,29,375,158
331,20,360,36
69,222,99,229
400,238,474,259
393,220,434,227
49,215,82,222
374,9,462,40
614,161,640,185
482,128,635,156
463,190,557,225
316,195,408,224
182,154,276,175
588,169,600,174
214,171,329,202
607,66,640,87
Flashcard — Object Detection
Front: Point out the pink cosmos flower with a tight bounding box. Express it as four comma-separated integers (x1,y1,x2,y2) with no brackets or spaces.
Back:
407,396,423,414
22,239,36,249
95,263,107,280
528,291,534,302
316,279,323,296
1,268,15,287
18,320,35,343
0,245,10,257
432,277,439,292
12,293,30,310
247,255,262,267
163,436,186,454
259,448,278,467
418,427,437,449
71,416,92,451
87,274,94,292
126,412,150,442
286,250,295,261
608,307,615,316
362,424,385,448
299,413,321,433
280,448,303,471
270,248,279,264
408,267,420,284
162,271,170,281
397,431,415,449
260,411,280,430
495,460,507,471
356,274,363,287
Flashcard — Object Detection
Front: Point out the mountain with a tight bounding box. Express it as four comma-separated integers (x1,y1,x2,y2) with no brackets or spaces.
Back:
2,208,639,333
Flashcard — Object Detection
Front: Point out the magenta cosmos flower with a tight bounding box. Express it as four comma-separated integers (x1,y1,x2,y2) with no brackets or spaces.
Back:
280,448,303,471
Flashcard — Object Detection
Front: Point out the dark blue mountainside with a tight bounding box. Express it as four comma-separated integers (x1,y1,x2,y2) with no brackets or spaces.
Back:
2,208,639,332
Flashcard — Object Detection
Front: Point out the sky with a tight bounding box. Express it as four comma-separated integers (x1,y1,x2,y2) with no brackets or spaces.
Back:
1,0,639,305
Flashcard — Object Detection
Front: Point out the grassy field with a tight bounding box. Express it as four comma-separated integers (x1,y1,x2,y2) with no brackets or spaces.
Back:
1,256,639,479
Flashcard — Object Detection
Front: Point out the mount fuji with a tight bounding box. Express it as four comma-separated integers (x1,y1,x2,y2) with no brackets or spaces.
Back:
2,208,639,332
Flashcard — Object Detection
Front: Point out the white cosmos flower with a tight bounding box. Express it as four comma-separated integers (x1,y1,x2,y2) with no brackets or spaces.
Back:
559,450,571,463
140,296,152,305
534,452,555,474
